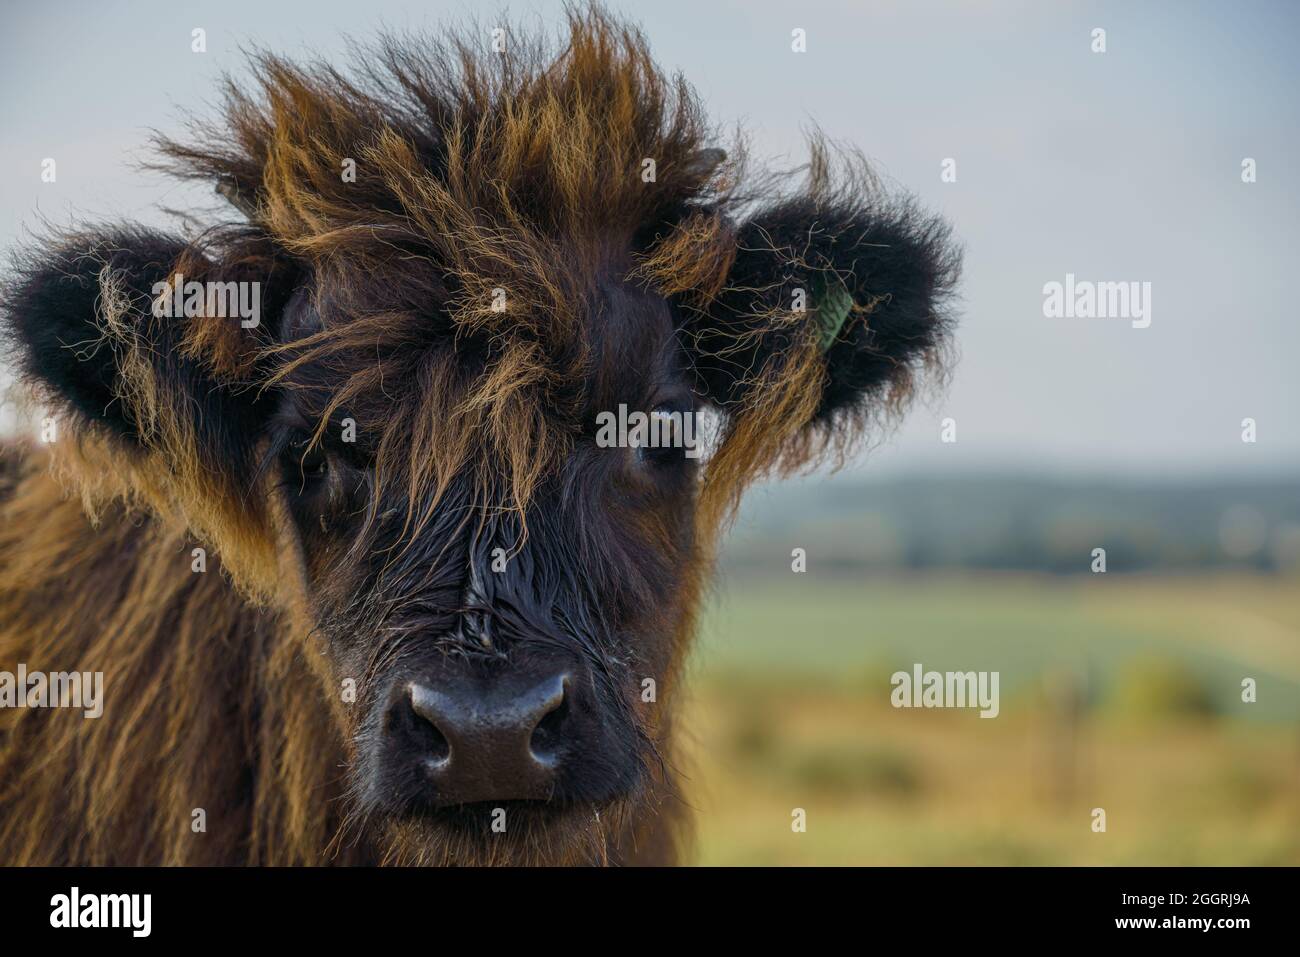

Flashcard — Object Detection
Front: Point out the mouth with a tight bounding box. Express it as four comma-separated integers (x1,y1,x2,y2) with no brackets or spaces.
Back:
374,796,634,866
397,797,606,829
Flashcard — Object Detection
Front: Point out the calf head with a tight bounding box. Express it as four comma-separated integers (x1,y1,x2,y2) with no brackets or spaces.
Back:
2,10,958,864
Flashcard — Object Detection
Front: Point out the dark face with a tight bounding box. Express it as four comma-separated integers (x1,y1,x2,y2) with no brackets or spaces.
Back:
267,270,703,863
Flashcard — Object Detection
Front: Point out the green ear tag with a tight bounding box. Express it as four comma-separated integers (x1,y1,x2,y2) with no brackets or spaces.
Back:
812,275,854,351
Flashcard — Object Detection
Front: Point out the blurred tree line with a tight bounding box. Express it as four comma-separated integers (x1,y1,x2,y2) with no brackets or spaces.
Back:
723,475,1300,575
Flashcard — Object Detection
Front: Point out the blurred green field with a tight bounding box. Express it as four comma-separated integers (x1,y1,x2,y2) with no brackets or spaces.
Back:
680,573,1300,865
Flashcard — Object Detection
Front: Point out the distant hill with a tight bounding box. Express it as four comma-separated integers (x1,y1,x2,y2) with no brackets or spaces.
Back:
721,474,1300,575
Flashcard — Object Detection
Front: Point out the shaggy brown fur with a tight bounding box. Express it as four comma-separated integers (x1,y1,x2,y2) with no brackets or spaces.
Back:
0,6,957,865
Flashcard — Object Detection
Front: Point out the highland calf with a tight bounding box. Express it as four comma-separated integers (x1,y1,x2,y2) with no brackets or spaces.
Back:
0,9,958,865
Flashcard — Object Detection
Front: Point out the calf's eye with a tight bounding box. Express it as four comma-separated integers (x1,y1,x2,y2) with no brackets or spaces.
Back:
283,433,333,495
634,403,689,466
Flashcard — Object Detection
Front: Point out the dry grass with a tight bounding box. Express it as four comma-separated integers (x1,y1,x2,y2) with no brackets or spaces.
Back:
679,574,1300,865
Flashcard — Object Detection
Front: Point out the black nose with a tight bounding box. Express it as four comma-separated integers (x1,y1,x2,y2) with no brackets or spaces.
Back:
399,671,570,805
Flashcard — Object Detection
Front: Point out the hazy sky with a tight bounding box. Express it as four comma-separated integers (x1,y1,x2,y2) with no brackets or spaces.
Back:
2,0,1297,479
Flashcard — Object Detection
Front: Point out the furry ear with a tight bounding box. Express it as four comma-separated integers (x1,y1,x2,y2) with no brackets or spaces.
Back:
684,157,961,428
2,224,307,594
1,225,291,469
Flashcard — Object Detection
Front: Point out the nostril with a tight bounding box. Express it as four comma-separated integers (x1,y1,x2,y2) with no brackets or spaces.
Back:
404,684,451,767
411,710,452,767
528,675,570,764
